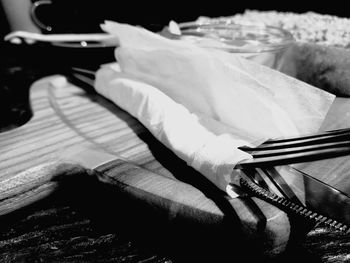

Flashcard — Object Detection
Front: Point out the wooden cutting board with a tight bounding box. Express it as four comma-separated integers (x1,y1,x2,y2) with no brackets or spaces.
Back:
1,73,349,260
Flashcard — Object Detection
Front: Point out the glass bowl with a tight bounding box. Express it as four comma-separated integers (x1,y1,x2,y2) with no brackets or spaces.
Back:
172,22,295,71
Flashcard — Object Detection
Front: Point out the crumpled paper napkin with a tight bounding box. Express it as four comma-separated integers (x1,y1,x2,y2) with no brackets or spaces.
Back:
94,21,335,195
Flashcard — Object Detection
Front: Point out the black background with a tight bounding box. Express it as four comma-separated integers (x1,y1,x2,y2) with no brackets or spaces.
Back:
1,2,350,36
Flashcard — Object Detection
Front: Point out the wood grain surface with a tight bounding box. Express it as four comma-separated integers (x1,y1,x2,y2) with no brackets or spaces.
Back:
0,71,349,262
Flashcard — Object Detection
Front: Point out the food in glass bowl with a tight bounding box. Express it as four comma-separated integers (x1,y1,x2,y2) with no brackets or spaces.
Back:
164,21,295,72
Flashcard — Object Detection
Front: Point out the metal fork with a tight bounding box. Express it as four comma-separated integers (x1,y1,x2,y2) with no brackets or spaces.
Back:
236,128,350,168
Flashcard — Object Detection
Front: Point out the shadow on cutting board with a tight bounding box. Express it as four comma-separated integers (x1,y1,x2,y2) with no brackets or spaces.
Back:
0,161,324,263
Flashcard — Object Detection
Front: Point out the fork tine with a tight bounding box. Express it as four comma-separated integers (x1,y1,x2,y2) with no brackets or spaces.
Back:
251,140,350,158
239,129,350,152
236,145,350,168
241,140,350,154
264,127,350,144
237,128,350,167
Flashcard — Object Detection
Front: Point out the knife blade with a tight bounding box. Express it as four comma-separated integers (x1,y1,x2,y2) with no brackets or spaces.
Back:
237,165,350,233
